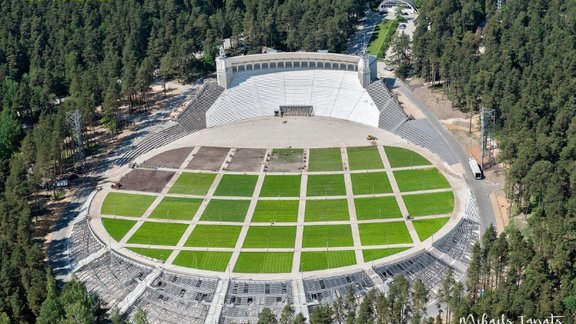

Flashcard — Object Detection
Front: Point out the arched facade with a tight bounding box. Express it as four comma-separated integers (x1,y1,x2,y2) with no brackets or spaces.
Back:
378,0,417,11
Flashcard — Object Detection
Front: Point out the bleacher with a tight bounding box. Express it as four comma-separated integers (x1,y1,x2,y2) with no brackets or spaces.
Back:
219,280,293,324
375,251,460,297
125,272,218,324
433,218,479,264
177,83,225,133
303,271,373,304
395,120,458,165
75,252,153,307
365,80,409,132
68,219,103,268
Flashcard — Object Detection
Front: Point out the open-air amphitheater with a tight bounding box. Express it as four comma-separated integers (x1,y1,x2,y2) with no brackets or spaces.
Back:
58,52,484,323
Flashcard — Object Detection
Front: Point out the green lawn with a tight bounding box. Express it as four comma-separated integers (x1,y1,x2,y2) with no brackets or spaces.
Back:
234,252,293,273
259,175,302,197
185,225,242,248
305,199,350,222
149,197,202,220
308,148,343,172
347,147,384,170
201,199,250,222
101,192,156,217
403,191,454,217
173,251,232,271
362,248,408,262
127,222,188,246
358,222,413,245
242,226,296,248
302,225,354,247
354,197,402,220
350,172,393,195
367,20,399,59
300,251,356,271
213,174,258,197
273,148,304,163
169,172,216,195
128,248,172,262
412,217,449,241
101,218,136,241
252,200,300,222
393,168,450,192
385,147,431,168
306,174,347,196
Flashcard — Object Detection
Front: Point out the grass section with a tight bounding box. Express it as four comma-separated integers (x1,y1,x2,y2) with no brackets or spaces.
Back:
201,199,250,222
169,172,216,195
185,225,242,248
354,197,402,220
412,217,450,241
306,174,347,196
302,225,354,247
213,174,258,197
362,248,408,262
385,147,431,168
234,252,293,273
305,199,350,222
273,148,303,163
358,222,413,245
350,172,393,194
308,148,343,172
101,192,156,217
300,251,356,271
149,197,202,220
393,168,450,192
101,218,136,241
127,222,188,246
252,200,299,222
367,19,400,59
260,175,301,197
242,226,296,248
128,248,172,262
173,251,232,271
403,191,454,217
347,146,384,170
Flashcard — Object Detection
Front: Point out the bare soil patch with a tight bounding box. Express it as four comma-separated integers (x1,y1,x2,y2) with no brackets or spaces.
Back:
187,147,230,171
118,169,175,192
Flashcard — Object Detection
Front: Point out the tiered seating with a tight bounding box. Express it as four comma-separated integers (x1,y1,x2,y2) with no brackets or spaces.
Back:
220,280,293,324
433,219,479,264
68,219,103,268
395,120,457,165
125,272,218,324
375,252,459,297
75,252,152,307
303,271,373,303
177,83,225,132
365,80,409,132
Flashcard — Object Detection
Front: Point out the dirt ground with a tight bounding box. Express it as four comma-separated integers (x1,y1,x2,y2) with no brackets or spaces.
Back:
187,147,230,171
118,169,175,193
143,147,194,169
267,149,305,172
227,148,266,172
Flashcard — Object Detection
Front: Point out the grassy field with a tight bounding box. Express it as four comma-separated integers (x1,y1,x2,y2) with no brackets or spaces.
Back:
394,168,450,192
173,251,232,271
362,248,408,262
242,226,296,248
252,200,299,222
127,222,188,246
308,148,343,172
201,199,250,222
149,197,202,220
403,191,454,217
101,218,136,241
273,148,303,163
101,192,156,217
302,225,354,247
350,172,393,195
354,197,402,220
300,251,356,271
213,174,258,197
128,248,172,261
168,172,216,195
347,146,384,170
233,252,293,273
305,199,350,222
385,147,431,168
185,225,242,248
358,222,413,245
367,20,399,59
307,174,347,196
260,175,301,197
412,217,449,241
